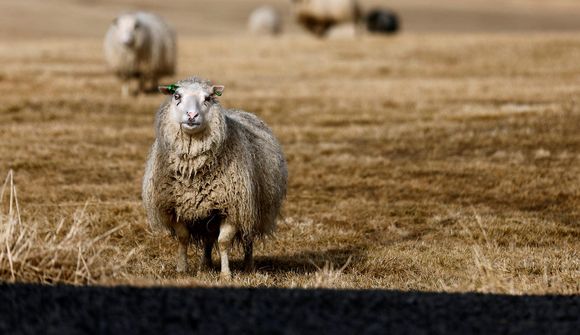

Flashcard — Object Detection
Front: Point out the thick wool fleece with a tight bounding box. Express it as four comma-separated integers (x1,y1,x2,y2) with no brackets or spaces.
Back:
104,11,176,80
142,77,287,243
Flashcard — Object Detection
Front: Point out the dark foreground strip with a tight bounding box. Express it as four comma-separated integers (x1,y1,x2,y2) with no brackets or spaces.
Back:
0,284,578,334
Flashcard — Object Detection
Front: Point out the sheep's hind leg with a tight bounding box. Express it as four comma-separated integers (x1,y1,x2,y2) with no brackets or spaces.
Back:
199,238,214,272
217,222,236,280
173,223,190,273
138,75,158,94
243,240,255,272
121,80,130,97
137,75,147,94
148,77,159,93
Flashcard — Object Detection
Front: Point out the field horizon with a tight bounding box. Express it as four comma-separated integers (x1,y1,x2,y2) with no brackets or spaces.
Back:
5,0,580,40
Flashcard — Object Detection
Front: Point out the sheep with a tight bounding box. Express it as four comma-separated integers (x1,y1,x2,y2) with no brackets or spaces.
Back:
104,11,176,96
291,0,361,37
142,77,288,279
248,6,283,36
365,8,400,34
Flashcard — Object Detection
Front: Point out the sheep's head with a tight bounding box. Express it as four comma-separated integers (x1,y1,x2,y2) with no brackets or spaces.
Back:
112,14,146,49
159,80,225,136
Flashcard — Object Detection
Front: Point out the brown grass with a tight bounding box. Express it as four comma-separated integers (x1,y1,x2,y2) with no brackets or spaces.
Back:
0,33,579,294
0,170,133,284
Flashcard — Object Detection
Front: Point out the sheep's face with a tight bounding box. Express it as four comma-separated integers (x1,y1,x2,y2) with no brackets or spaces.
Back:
160,83,225,136
113,15,146,49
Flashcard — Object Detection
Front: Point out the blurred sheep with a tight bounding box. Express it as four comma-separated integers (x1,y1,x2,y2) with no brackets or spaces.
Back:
248,6,283,36
104,12,176,96
291,0,361,37
142,77,288,279
366,8,400,34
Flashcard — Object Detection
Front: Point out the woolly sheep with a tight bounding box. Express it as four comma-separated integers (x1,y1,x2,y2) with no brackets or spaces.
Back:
366,8,400,34
248,6,283,36
104,12,176,96
142,77,288,279
291,0,361,37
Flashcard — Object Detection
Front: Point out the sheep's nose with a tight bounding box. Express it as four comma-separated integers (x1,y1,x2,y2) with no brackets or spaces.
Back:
187,111,198,120
121,36,134,46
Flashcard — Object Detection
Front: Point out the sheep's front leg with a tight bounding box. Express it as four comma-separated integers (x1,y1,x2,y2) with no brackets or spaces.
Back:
200,238,214,271
138,76,158,93
148,76,159,93
121,80,130,97
173,223,190,273
243,240,254,272
138,76,147,94
217,222,236,279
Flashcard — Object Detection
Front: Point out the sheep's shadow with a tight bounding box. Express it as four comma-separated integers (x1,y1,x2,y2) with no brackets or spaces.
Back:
229,247,365,275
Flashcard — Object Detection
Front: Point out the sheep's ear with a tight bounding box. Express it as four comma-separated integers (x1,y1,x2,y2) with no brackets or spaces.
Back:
211,85,225,97
159,84,178,95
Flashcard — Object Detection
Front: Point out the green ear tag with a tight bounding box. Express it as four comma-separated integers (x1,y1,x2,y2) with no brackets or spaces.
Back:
168,84,179,94
215,91,222,97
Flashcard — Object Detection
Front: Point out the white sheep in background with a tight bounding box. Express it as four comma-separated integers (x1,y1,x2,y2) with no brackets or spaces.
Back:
142,77,288,279
291,0,361,37
248,6,283,36
104,12,176,96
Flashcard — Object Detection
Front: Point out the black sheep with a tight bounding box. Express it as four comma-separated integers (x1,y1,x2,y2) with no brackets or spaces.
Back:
366,9,400,34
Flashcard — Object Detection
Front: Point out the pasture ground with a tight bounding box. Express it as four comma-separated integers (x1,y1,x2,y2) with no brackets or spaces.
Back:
1,33,579,293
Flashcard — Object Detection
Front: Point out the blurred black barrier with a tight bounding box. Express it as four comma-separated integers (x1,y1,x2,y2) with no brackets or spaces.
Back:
0,283,578,334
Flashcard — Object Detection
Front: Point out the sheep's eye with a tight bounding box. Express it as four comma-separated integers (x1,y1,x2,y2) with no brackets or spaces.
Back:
204,95,211,102
173,93,181,100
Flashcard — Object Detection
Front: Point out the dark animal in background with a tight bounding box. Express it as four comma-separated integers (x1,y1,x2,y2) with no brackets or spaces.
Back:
365,9,399,34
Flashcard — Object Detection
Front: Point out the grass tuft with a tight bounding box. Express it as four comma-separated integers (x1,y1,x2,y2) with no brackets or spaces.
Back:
0,171,134,284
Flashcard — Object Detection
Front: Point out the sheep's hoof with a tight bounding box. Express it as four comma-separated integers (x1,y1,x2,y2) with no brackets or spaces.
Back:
220,271,232,280
199,262,212,272
243,263,255,273
176,261,188,273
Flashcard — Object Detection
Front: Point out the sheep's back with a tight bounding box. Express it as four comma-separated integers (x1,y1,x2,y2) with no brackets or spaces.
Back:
225,109,288,230
295,0,359,22
135,12,176,76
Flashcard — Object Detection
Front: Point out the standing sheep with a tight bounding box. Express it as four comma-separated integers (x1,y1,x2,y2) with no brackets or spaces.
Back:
291,0,361,37
142,77,288,279
104,12,176,96
248,6,283,36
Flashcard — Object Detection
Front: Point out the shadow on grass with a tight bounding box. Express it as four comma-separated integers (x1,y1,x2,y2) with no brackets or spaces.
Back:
229,247,365,275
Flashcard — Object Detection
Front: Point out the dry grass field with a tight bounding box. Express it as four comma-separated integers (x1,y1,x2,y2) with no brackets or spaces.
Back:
1,1,579,294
